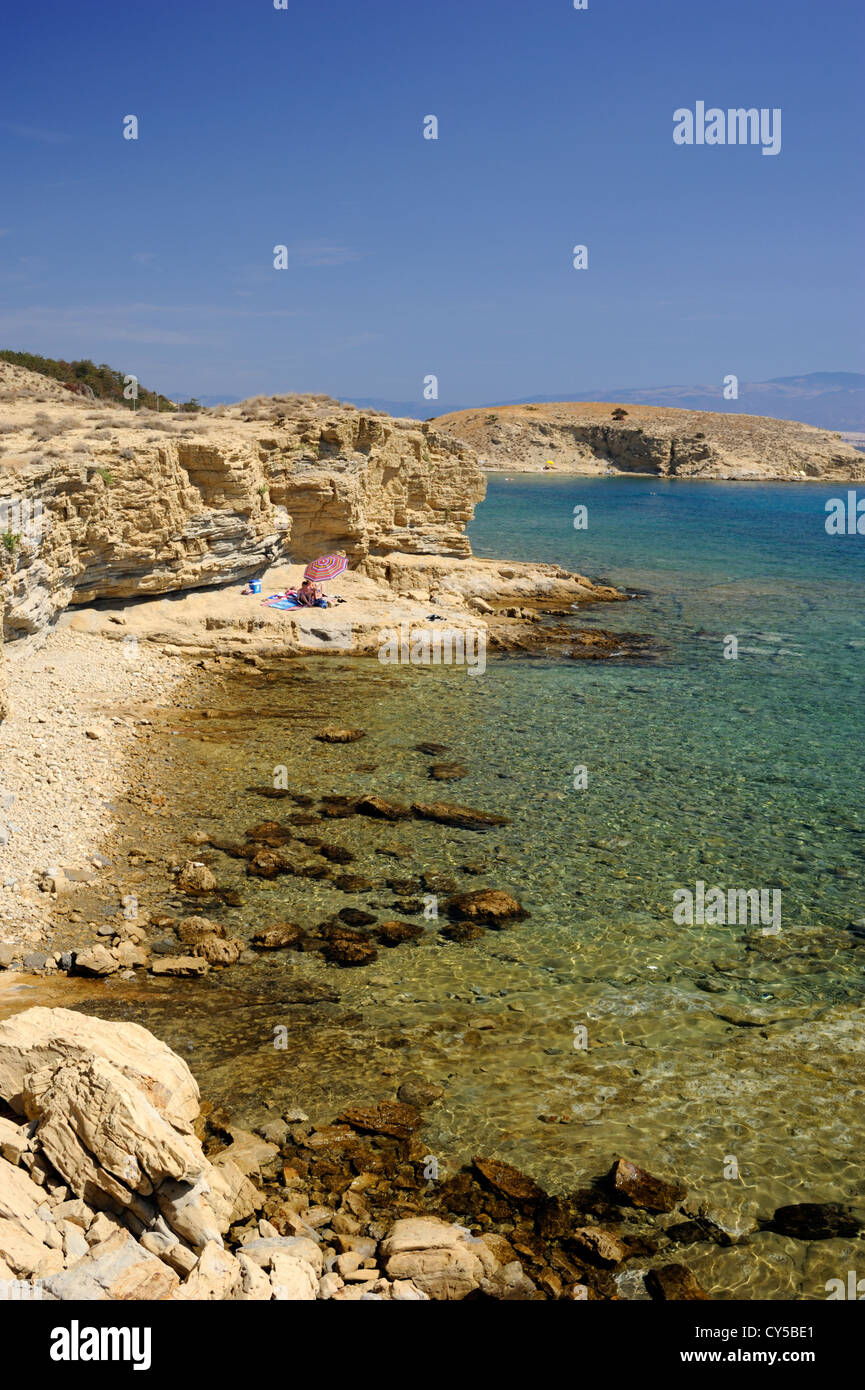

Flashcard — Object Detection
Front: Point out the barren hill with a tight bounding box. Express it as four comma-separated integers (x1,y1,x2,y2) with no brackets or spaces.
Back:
433,401,865,481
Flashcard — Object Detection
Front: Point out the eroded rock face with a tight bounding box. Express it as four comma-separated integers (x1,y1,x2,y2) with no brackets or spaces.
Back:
0,380,485,660
434,401,865,481
0,1008,236,1254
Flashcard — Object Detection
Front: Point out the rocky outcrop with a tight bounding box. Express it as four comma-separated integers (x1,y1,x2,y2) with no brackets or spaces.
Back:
0,1007,502,1301
0,373,485,652
434,401,865,479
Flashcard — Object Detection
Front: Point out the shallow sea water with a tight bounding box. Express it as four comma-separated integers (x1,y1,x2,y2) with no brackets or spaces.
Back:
30,476,865,1299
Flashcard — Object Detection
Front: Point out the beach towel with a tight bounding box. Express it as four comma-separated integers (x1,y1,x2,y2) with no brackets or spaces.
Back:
262,594,303,610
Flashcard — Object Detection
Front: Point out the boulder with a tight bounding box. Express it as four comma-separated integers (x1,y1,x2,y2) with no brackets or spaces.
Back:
446,890,528,925
0,1117,31,1167
0,1008,200,1126
472,1156,545,1205
42,1229,179,1301
22,1054,206,1208
380,1217,499,1300
0,1216,64,1279
339,1102,421,1140
270,1253,318,1300
192,936,243,966
174,1240,242,1300
644,1263,709,1301
251,923,306,950
174,916,226,946
0,1156,48,1223
72,946,120,977
150,956,209,978
176,861,217,895
608,1158,686,1214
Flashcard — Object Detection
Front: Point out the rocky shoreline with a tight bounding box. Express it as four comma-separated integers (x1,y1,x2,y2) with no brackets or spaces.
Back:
2,1005,856,1301
433,402,865,480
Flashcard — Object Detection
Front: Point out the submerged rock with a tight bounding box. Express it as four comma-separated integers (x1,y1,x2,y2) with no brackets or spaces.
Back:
412,801,509,830
356,794,412,821
397,1076,445,1108
320,844,355,864
768,1203,861,1240
252,923,306,951
472,1156,545,1205
608,1158,686,1214
321,939,378,967
338,908,377,927
377,921,424,947
193,936,244,967
644,1263,709,1300
176,861,218,895
151,955,210,978
247,849,288,879
175,916,226,946
429,763,467,781
446,890,528,925
339,1102,421,1140
569,1227,627,1268
334,874,374,892
439,922,487,943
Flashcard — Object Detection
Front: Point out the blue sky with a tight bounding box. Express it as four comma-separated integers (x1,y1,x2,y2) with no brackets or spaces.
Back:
1,0,862,407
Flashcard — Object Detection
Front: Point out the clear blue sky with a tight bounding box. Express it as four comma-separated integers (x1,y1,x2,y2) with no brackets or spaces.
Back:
1,0,862,406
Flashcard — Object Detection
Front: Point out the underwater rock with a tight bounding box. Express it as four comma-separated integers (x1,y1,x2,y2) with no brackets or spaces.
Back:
252,923,307,951
176,861,218,895
446,890,528,925
472,1156,546,1206
768,1203,861,1240
412,801,509,830
644,1263,709,1300
608,1158,686,1214
377,921,424,947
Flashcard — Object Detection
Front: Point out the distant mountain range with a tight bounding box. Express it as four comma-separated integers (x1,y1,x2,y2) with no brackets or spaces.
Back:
183,373,865,433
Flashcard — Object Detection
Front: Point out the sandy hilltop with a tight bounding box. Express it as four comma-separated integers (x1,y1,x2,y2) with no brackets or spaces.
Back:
433,401,865,479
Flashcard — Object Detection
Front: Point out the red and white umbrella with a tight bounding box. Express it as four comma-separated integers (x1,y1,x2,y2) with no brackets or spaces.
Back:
303,553,348,582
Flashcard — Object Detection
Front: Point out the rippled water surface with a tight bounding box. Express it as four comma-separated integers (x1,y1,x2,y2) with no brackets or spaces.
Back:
35,476,865,1298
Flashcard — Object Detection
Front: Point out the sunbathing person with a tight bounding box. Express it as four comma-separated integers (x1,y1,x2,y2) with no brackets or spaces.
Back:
296,578,328,608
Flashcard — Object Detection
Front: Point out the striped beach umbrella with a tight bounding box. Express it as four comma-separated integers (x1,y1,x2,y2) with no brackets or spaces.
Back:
303,553,348,582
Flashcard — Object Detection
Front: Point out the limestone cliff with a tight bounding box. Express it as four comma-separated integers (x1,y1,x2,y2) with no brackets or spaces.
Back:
0,368,485,647
434,402,865,480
